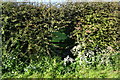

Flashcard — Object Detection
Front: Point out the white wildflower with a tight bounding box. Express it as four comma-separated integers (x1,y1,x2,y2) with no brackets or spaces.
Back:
64,55,74,66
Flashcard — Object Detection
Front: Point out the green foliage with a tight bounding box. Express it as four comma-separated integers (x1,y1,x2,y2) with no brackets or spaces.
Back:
2,56,120,78
67,2,119,67
1,2,119,77
1,2,73,73
51,31,67,42
69,2,119,50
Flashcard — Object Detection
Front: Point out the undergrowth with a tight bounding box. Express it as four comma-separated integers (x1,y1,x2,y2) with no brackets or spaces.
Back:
2,52,120,78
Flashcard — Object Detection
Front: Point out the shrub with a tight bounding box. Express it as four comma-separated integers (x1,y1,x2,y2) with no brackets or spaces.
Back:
69,2,119,67
1,2,119,73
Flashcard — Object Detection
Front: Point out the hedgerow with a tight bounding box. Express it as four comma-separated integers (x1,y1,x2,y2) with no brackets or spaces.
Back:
1,2,119,73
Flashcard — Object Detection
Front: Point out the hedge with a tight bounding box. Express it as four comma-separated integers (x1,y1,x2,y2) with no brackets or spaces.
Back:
1,2,119,73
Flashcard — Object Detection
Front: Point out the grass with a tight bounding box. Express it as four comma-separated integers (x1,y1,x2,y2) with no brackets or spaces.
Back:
2,65,119,78
2,56,120,78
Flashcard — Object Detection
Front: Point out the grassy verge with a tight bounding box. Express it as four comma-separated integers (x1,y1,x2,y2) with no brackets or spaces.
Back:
2,56,120,78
